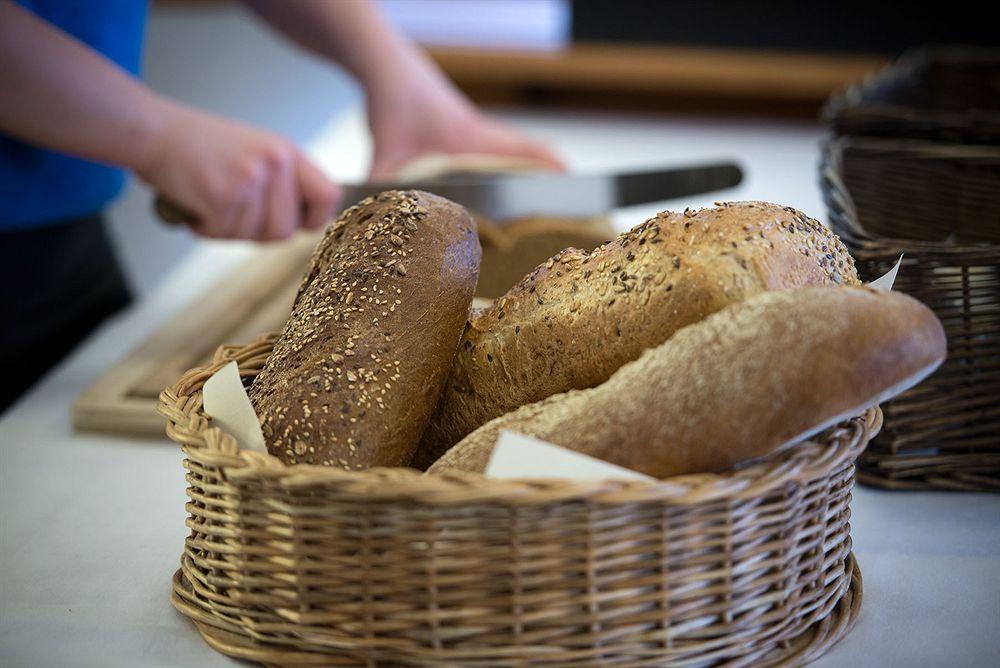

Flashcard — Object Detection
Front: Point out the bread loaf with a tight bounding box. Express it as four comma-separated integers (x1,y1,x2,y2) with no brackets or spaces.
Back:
249,190,480,468
429,286,946,477
413,201,860,469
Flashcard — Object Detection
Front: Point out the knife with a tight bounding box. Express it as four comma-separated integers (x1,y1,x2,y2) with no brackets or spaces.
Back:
154,162,743,227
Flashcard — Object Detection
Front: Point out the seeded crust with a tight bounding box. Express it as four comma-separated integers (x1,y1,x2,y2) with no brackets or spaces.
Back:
412,201,860,469
429,286,946,477
249,190,480,468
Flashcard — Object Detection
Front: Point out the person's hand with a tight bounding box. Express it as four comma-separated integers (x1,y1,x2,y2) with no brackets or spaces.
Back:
136,103,340,240
366,68,564,180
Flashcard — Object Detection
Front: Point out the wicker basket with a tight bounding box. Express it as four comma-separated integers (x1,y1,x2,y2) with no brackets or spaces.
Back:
820,47,1000,493
158,336,879,666
821,144,1000,492
822,46,1000,147
821,46,1000,247
823,137,1000,245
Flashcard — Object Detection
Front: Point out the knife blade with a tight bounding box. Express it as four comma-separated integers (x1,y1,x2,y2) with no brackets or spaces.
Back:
154,162,742,227
344,162,743,220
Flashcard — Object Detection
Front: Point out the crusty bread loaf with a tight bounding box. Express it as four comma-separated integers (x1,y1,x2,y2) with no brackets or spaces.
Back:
413,201,860,469
249,190,480,468
429,286,946,477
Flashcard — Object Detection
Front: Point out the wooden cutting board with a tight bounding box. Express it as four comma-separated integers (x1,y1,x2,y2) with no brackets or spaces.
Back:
72,233,319,437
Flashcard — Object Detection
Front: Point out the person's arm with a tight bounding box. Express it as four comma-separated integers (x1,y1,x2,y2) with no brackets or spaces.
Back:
241,0,564,178
0,0,338,239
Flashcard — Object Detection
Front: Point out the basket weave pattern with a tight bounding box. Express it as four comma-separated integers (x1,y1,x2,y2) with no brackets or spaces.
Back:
822,47,1000,146
820,47,1000,492
822,143,1000,493
159,337,876,666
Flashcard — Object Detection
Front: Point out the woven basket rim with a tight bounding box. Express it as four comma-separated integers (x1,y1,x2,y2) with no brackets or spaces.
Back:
825,134,1000,159
822,46,1000,128
158,336,880,507
819,138,1000,253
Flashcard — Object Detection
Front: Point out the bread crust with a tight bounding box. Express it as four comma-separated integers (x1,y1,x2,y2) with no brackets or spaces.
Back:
414,201,860,469
249,190,480,468
428,286,946,477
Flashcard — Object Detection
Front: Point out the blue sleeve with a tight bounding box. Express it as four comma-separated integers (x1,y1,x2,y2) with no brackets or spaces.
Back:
0,1,149,230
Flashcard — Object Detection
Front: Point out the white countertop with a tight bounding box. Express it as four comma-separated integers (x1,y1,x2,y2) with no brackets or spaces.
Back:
1,109,998,667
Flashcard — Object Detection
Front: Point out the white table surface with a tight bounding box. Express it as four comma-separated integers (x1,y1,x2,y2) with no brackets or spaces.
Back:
1,109,998,668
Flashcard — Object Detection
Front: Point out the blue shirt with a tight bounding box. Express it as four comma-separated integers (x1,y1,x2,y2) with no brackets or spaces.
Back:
0,1,148,231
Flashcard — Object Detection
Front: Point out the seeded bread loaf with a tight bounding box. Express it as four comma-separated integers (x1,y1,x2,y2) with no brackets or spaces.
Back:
429,286,946,477
413,201,860,469
248,190,480,468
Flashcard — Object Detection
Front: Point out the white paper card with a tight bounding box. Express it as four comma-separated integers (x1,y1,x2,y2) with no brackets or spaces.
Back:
867,254,903,291
485,430,656,481
202,361,267,453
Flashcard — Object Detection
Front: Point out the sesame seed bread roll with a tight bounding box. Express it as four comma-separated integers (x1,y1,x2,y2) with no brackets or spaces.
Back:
413,201,860,469
249,190,480,468
429,286,947,477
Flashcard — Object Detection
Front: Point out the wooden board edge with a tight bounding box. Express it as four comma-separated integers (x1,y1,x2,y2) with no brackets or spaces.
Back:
71,395,169,438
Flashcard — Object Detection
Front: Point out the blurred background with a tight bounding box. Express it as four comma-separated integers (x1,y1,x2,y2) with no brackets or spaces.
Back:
111,0,994,295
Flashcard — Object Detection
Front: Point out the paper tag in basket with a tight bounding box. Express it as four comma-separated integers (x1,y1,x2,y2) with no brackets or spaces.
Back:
202,361,267,453
485,430,655,481
866,254,903,291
